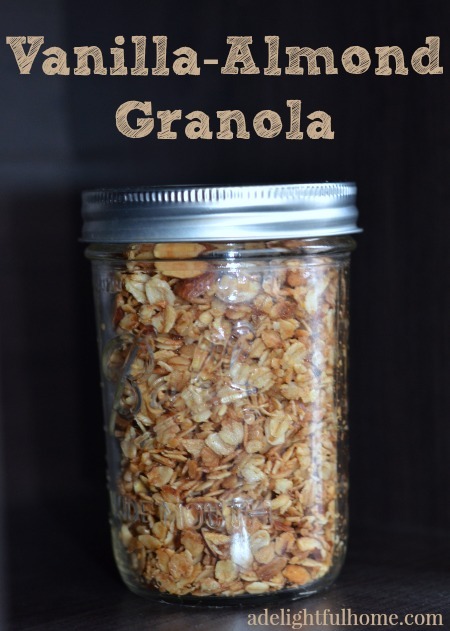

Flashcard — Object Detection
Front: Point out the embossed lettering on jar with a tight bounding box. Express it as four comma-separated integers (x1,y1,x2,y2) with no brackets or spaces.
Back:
82,183,361,604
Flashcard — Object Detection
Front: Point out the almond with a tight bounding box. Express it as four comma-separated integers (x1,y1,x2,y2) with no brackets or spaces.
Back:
154,242,206,259
174,272,215,300
155,260,210,279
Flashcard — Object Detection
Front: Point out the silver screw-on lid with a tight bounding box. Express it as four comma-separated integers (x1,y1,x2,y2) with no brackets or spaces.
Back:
81,182,361,243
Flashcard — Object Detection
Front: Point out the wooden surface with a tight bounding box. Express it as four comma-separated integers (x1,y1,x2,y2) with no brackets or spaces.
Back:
5,501,450,631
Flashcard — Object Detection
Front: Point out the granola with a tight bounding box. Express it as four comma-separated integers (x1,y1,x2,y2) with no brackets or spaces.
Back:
101,239,349,599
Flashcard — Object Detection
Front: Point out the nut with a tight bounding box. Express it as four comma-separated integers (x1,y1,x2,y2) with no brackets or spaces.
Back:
174,272,215,301
155,261,210,279
154,243,207,259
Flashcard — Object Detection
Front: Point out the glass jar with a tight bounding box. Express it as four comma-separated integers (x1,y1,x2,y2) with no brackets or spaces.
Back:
82,183,361,604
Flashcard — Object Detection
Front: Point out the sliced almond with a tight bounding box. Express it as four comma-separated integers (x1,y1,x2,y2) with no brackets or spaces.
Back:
154,242,206,259
155,261,210,279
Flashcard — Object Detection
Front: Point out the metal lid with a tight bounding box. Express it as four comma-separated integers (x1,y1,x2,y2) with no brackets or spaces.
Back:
81,182,361,243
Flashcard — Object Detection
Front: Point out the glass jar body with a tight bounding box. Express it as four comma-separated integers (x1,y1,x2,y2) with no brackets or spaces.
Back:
87,237,353,604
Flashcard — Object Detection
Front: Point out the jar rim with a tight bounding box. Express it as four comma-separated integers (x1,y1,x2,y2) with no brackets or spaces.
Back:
81,182,361,243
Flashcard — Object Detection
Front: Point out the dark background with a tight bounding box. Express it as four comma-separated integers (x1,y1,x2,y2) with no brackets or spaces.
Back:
0,0,449,629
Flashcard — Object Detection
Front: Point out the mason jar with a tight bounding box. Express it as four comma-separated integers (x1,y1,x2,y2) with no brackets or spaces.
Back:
81,183,361,604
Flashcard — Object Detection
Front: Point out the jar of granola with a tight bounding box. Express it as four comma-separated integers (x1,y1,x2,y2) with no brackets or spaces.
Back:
82,183,361,604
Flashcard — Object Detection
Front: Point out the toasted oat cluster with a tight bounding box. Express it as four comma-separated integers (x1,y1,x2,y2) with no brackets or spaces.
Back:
105,241,348,599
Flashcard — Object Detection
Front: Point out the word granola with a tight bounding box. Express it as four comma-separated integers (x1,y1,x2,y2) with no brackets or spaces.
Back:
104,240,348,598
7,35,442,139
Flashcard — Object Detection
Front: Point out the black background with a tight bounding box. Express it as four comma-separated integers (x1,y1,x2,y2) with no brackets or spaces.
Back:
0,0,449,628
